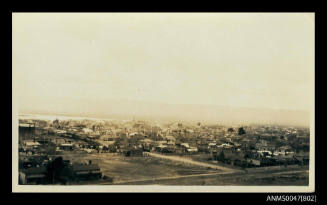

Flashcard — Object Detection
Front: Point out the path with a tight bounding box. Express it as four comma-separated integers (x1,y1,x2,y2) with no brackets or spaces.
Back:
145,152,236,172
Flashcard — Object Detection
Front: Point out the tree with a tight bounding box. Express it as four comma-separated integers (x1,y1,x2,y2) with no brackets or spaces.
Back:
217,151,225,162
244,152,250,159
288,134,297,142
228,128,234,132
46,157,74,184
238,127,246,135
46,157,64,184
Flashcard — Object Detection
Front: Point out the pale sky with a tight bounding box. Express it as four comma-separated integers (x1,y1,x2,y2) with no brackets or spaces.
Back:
13,13,314,114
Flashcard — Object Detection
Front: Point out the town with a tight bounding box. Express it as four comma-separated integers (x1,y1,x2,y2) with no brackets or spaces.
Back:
18,115,310,185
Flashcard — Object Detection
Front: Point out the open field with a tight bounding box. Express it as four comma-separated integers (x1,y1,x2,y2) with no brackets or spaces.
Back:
54,153,308,186
57,153,221,184
115,169,309,186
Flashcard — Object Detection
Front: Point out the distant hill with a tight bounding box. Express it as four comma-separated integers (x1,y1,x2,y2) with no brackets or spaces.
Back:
19,98,310,127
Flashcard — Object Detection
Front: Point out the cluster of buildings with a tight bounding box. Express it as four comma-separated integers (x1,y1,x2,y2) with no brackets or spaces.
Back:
18,118,310,184
19,156,102,185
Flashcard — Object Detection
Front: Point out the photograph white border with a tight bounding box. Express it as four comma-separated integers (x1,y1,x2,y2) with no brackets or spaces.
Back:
12,12,315,193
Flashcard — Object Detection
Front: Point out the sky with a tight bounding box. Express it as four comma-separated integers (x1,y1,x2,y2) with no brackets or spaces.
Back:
13,13,314,117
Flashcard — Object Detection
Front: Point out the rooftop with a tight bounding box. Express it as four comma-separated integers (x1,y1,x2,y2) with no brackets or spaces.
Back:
72,164,100,172
25,141,41,146
20,167,47,175
19,123,35,128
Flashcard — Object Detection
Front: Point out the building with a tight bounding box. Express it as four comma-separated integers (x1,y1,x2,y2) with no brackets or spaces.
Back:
124,149,143,157
247,158,261,166
164,135,176,145
186,147,198,153
51,138,67,145
155,144,175,153
82,128,93,134
24,140,41,148
19,123,36,140
19,167,47,184
180,143,190,149
60,143,74,151
72,163,102,180
212,149,248,166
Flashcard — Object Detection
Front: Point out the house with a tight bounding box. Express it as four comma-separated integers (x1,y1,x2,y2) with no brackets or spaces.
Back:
217,143,233,149
212,149,248,166
156,140,168,145
180,143,190,148
98,141,117,152
51,138,66,145
155,144,167,152
141,138,154,144
24,141,41,148
129,132,140,137
100,135,120,141
56,130,67,134
155,144,175,153
197,144,210,153
72,163,102,180
294,155,309,165
60,143,74,151
164,135,176,145
273,154,298,165
19,167,47,184
257,150,272,157
19,123,36,140
279,145,292,152
247,158,261,166
186,147,198,153
208,142,217,149
124,149,143,157
140,139,154,151
98,140,115,147
82,128,93,134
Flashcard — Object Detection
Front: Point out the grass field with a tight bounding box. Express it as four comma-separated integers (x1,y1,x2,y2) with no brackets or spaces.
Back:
57,153,309,186
60,153,219,184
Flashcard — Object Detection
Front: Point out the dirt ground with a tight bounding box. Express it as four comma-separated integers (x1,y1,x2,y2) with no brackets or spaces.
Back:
57,153,309,185
60,153,219,184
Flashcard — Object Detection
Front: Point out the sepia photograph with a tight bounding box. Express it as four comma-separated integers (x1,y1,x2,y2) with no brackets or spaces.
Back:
12,12,315,193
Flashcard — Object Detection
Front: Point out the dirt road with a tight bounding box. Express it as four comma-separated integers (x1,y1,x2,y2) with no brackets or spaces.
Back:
98,168,308,185
98,169,239,185
145,152,237,172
